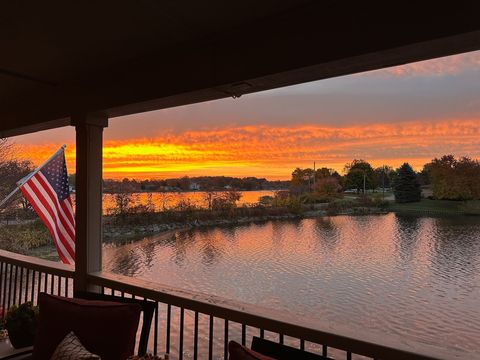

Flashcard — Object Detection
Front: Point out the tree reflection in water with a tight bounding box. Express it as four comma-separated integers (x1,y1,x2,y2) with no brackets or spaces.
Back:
102,214,480,356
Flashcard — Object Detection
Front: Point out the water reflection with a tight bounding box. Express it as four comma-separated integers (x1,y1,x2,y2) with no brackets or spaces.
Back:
313,217,339,252
107,246,143,276
103,214,480,357
430,217,480,284
394,215,422,263
139,240,157,270
102,190,275,213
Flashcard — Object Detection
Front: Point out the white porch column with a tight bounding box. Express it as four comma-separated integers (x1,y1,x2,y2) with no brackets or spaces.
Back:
73,113,108,292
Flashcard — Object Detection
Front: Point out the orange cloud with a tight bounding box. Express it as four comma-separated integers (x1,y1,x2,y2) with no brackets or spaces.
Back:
16,119,480,180
378,51,480,77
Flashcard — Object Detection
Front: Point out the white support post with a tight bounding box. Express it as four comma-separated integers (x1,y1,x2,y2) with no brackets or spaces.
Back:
73,113,108,292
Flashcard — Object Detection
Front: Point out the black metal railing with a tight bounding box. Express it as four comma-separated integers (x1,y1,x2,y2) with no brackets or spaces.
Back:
88,271,443,360
0,250,74,314
0,250,449,360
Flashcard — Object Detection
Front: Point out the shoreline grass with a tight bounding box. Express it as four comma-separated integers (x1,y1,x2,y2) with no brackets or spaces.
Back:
2,198,479,257
388,199,480,216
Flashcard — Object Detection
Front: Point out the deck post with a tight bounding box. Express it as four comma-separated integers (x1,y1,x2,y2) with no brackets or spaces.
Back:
73,113,108,292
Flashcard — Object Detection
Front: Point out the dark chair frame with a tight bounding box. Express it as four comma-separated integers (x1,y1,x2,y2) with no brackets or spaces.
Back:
251,336,333,360
74,291,156,357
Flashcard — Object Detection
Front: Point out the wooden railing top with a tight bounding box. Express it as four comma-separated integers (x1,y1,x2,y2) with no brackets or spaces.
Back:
89,271,467,360
0,249,74,277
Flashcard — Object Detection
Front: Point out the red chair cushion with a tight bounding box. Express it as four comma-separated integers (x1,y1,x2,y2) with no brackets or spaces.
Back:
229,341,277,360
33,293,141,360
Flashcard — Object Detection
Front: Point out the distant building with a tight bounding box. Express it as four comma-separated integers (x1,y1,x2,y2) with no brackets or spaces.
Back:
190,182,201,191
142,184,159,191
161,185,181,192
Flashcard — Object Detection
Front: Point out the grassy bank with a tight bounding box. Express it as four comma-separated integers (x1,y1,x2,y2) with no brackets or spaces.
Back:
103,205,299,242
2,197,479,255
388,199,480,216
0,220,51,254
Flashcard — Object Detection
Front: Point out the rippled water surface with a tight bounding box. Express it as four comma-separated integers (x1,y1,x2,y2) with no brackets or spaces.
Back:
103,214,480,357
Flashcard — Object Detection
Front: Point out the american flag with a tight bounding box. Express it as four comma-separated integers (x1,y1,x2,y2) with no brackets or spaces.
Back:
19,148,75,264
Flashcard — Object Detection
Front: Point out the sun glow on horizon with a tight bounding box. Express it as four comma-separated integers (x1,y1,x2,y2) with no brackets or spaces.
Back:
15,118,480,180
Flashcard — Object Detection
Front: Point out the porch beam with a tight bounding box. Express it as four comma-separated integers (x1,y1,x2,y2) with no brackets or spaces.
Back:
73,113,108,292
1,1,479,133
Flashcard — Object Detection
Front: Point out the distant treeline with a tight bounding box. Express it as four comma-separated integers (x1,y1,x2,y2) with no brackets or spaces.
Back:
291,155,480,202
101,176,290,193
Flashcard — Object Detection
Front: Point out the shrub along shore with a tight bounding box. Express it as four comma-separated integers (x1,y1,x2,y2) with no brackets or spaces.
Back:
2,153,480,256
104,197,480,244
1,194,479,256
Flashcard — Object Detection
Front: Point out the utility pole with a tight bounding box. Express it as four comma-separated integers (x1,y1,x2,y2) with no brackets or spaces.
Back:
382,165,386,200
363,172,366,194
313,161,316,191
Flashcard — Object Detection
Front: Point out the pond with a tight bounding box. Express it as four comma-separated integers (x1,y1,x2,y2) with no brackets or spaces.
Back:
101,190,276,213
103,214,480,358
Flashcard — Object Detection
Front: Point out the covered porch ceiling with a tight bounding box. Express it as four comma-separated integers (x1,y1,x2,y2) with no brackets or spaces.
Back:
1,1,480,137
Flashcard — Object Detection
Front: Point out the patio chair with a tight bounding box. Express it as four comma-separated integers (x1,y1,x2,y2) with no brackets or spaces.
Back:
74,291,156,357
251,336,333,360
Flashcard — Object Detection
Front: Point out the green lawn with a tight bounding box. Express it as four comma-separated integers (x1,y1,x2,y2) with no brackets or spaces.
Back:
388,199,480,215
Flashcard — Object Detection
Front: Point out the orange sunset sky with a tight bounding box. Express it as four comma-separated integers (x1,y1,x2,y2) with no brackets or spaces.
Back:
11,51,480,180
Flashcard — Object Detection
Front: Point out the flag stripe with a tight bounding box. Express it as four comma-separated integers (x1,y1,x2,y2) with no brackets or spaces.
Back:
24,181,74,263
21,184,73,264
20,185,68,264
19,148,75,265
30,174,74,248
62,199,75,227
35,173,75,236
61,200,75,227
31,174,74,243
29,175,75,259
59,194,75,227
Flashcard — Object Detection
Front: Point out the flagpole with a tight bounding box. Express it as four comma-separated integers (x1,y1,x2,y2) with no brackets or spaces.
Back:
0,144,67,210
0,186,21,209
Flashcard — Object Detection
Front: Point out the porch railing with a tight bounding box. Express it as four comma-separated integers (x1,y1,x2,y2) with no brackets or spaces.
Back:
0,249,459,360
0,250,74,312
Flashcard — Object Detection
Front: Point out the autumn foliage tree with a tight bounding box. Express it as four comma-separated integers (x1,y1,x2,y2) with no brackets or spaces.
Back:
374,165,396,189
314,177,342,200
210,189,242,211
344,160,376,193
0,140,35,216
426,155,480,200
291,167,343,195
290,168,314,193
393,163,421,203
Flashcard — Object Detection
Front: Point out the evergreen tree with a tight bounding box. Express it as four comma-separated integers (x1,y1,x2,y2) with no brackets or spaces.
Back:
393,163,421,203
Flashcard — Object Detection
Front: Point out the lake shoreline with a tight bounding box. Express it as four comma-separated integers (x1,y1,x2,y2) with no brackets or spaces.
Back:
10,199,478,255
19,208,392,258
103,207,390,244
104,200,480,244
